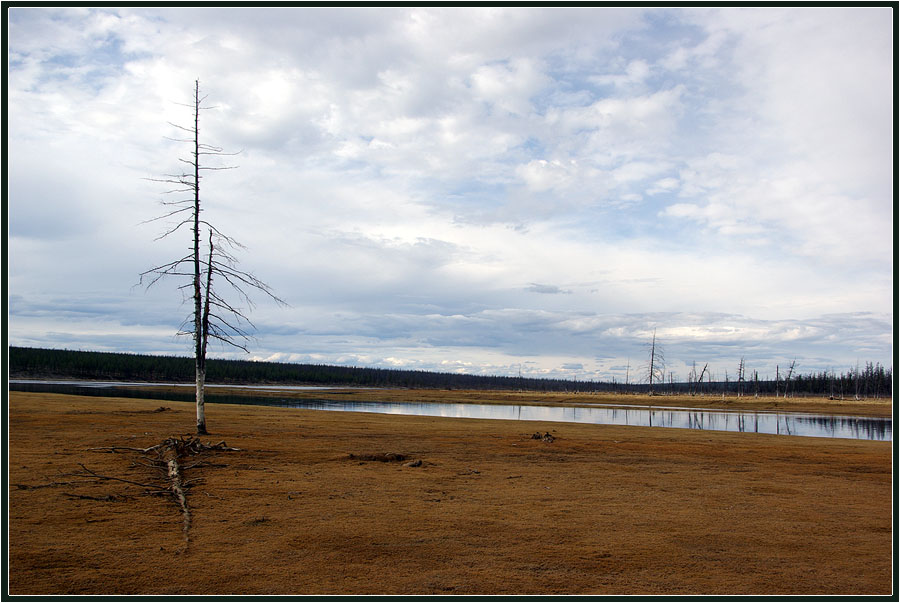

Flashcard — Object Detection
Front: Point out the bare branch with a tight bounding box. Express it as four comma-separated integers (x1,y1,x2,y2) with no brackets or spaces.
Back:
138,206,192,227
152,218,196,242
167,121,196,134
208,332,251,353
163,135,194,143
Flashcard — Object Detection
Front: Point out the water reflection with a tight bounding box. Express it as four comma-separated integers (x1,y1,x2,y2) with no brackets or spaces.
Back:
9,381,891,441
286,399,890,441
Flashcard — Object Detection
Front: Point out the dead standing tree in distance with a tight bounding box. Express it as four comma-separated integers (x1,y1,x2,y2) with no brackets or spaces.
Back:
782,359,796,399
645,328,665,395
140,80,285,435
688,361,708,396
696,362,708,397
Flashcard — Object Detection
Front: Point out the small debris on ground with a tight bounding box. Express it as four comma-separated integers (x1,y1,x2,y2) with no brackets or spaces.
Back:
246,516,270,525
348,452,407,463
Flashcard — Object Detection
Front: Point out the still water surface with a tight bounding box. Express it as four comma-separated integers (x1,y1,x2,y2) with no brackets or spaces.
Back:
9,380,891,441
274,398,890,441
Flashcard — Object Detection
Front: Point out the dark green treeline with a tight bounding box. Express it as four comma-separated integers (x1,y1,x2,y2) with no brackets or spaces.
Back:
7,346,588,391
6,346,893,397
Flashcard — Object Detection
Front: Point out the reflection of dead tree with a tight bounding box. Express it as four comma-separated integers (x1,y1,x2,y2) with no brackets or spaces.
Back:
76,436,240,547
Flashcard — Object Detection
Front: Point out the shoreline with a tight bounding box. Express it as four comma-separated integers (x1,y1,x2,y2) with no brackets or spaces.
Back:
10,379,895,417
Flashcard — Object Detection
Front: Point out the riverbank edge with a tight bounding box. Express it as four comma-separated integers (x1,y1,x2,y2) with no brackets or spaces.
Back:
9,379,894,418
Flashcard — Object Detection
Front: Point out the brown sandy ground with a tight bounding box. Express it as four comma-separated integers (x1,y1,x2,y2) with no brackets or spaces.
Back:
6,391,893,596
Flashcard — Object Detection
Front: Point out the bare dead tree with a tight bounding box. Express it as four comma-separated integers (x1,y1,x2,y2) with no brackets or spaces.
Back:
695,362,708,397
140,80,285,434
625,358,630,390
645,328,665,395
783,359,796,399
723,369,728,400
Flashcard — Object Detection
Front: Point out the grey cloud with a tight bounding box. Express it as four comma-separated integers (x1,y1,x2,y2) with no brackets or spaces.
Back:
250,308,885,382
526,283,572,295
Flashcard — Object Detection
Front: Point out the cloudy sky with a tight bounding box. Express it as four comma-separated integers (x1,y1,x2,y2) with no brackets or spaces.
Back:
7,6,894,383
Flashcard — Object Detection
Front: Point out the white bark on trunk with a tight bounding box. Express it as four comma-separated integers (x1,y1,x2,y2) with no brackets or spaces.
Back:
196,366,207,434
167,457,191,544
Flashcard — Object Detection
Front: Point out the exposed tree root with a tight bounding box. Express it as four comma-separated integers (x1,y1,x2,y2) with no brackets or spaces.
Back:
87,437,239,456
74,436,241,549
62,492,131,502
166,456,191,544
75,463,165,490
14,480,84,490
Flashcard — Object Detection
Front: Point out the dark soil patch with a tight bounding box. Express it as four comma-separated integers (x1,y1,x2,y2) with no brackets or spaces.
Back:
348,452,408,463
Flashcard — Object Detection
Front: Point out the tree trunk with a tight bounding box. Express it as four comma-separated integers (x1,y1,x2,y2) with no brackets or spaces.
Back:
166,455,191,544
696,363,708,397
784,360,796,399
196,365,207,435
191,79,208,435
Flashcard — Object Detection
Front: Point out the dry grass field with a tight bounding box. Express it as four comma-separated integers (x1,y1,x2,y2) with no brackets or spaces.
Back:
6,390,893,596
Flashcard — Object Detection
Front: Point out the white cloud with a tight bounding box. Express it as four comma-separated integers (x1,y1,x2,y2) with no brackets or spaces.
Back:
516,159,579,193
590,58,651,89
660,7,893,265
470,58,551,116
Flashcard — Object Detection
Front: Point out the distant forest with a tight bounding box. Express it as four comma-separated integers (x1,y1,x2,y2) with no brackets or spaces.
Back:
7,346,892,398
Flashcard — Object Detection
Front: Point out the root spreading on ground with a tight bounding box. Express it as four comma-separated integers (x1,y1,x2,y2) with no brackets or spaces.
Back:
72,436,240,548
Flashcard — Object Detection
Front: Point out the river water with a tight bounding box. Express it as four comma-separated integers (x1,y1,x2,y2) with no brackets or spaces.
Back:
9,380,892,441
